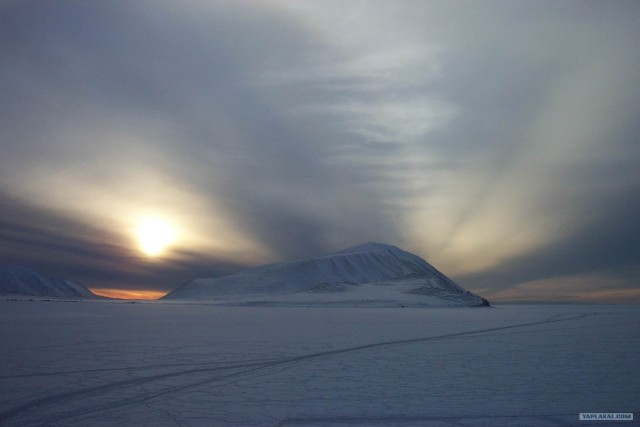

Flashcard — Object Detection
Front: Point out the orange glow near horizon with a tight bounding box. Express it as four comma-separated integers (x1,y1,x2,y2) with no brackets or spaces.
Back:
576,288,640,304
90,288,169,300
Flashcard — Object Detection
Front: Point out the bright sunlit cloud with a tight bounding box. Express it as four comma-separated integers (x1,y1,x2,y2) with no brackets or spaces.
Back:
135,217,176,256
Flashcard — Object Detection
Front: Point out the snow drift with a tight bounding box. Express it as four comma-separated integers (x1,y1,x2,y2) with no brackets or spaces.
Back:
0,266,97,299
164,242,489,307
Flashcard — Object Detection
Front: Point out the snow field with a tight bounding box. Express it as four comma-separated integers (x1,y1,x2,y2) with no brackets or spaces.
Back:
0,301,638,426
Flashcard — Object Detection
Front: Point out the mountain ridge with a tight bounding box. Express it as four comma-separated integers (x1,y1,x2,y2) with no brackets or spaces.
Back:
164,242,489,307
0,266,98,299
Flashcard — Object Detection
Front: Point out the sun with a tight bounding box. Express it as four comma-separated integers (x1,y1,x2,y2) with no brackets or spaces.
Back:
135,218,176,256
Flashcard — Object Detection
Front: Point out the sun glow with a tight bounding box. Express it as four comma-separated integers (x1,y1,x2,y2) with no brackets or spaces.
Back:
136,217,176,256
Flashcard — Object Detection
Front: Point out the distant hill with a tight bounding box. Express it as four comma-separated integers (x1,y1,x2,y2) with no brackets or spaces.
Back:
0,266,98,299
164,242,490,307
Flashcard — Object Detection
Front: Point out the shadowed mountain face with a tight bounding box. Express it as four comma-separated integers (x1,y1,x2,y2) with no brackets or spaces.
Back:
164,243,490,307
0,266,97,299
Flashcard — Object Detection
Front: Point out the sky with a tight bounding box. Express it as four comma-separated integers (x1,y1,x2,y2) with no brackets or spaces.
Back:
1,0,639,302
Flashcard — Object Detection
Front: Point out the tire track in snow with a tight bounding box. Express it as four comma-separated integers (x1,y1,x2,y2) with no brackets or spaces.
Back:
0,356,283,380
0,312,596,425
0,361,273,425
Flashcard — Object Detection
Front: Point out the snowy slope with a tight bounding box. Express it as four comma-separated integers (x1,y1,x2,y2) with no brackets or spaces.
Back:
164,242,489,307
0,266,97,299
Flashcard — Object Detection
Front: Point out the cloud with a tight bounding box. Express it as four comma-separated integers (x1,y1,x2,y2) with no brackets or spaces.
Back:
272,1,640,280
482,274,640,304
1,1,639,299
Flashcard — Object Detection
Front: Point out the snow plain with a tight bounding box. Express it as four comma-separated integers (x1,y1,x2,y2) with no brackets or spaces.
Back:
0,300,637,426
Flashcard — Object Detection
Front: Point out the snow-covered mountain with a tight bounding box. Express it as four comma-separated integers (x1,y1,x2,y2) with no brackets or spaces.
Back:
164,243,489,307
0,266,98,299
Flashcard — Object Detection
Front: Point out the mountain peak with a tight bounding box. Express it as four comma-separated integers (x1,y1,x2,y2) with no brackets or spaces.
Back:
334,242,403,255
333,242,430,269
165,242,489,306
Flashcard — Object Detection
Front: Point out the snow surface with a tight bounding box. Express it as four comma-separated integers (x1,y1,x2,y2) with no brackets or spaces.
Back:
165,243,486,307
0,266,97,299
0,300,637,426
